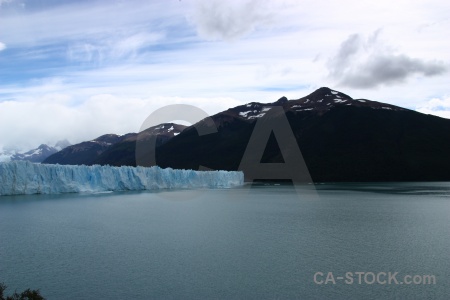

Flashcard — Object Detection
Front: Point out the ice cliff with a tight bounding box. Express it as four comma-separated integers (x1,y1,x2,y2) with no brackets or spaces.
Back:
0,161,244,196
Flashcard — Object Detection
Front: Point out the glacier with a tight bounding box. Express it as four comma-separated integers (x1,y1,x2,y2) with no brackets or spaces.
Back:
0,161,244,196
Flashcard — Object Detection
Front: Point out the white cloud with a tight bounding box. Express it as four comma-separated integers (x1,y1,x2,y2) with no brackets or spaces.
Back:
416,96,450,119
66,32,165,63
113,32,164,58
0,1,177,47
0,92,243,151
0,42,5,51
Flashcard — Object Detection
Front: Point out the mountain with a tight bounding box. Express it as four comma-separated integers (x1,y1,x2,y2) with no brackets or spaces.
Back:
11,144,60,163
94,123,187,166
1,140,72,163
42,87,450,182
43,123,187,166
43,133,135,165
142,87,450,182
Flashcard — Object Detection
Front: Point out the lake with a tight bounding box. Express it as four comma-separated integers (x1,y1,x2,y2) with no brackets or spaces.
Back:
1,183,449,299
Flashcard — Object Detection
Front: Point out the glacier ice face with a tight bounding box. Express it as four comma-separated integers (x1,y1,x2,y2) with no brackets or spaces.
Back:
0,161,244,196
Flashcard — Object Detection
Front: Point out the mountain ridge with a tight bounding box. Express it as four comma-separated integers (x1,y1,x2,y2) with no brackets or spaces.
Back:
43,87,450,182
151,87,450,182
0,140,72,163
43,123,187,166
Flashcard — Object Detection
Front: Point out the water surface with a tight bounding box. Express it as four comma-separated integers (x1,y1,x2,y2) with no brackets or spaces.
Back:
1,183,449,299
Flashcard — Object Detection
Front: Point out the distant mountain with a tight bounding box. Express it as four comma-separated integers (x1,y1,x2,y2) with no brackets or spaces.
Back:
43,134,134,165
4,140,72,163
43,123,187,166
0,149,15,162
94,123,187,166
142,87,450,182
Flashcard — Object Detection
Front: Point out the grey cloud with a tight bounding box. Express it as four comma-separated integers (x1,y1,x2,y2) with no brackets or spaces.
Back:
328,33,361,76
190,0,273,41
340,54,447,88
328,32,448,89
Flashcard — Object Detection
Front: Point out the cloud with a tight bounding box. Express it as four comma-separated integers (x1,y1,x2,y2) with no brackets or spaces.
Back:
0,92,243,151
328,33,362,72
416,96,450,119
113,33,164,58
189,0,274,41
327,31,448,89
0,0,13,6
0,1,176,47
0,42,5,51
67,32,165,63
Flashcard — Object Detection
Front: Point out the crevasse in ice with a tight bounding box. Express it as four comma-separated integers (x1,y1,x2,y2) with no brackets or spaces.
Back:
0,161,244,195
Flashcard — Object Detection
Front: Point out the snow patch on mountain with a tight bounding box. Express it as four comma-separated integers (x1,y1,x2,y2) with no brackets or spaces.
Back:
0,140,72,163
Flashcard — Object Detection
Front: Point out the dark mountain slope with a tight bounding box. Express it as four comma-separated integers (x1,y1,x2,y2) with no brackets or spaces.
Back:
43,123,187,166
43,134,133,165
94,123,187,166
149,87,450,182
292,105,450,181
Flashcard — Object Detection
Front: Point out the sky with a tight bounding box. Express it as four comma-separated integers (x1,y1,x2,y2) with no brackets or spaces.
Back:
0,0,449,151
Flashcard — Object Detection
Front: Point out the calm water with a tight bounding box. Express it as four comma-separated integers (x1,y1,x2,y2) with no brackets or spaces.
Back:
1,183,449,299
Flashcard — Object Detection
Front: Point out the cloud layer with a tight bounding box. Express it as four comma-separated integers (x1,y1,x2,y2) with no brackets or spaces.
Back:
0,93,242,151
